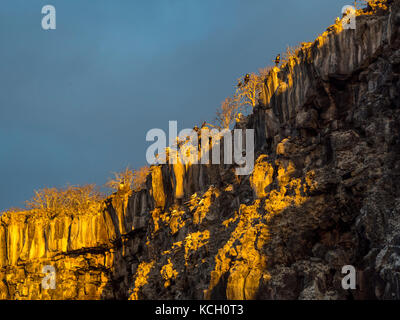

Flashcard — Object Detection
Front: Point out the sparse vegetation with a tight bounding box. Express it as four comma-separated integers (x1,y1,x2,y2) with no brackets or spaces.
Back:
234,72,263,109
365,0,388,12
106,166,150,193
215,97,240,129
0,207,26,217
6,166,151,218
106,167,134,193
215,70,271,128
356,0,388,13
133,166,151,191
280,44,302,65
213,38,310,128
258,66,273,79
25,184,103,217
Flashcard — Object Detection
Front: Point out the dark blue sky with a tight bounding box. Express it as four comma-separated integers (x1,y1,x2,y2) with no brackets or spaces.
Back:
0,0,350,211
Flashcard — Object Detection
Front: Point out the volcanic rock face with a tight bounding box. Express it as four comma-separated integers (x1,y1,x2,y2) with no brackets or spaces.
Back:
1,1,400,300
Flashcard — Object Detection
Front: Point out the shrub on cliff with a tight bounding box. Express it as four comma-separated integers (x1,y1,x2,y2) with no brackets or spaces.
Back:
25,184,103,217
106,166,150,193
217,44,306,124
215,71,268,129
358,0,388,13
258,66,273,79
280,45,301,65
215,97,240,129
234,72,264,109
132,166,151,191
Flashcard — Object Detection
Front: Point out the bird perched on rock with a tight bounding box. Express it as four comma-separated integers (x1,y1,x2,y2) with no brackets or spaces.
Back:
244,73,250,85
275,54,281,66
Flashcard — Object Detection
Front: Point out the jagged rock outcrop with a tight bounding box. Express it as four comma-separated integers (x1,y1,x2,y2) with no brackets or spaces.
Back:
1,1,400,300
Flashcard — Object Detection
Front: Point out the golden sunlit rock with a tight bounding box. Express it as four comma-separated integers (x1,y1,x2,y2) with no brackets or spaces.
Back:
151,166,166,209
130,261,155,300
160,259,178,288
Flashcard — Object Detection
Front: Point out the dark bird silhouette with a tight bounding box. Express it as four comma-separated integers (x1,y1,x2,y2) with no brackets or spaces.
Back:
275,54,281,66
244,73,250,85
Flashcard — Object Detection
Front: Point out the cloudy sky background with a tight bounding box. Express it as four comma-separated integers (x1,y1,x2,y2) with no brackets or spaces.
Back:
0,0,351,210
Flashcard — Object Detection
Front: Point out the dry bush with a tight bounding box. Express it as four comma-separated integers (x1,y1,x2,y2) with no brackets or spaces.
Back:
133,166,150,192
107,166,150,193
26,184,103,217
258,67,273,80
215,70,269,126
215,97,240,129
234,72,264,109
106,167,134,193
3,207,24,213
281,45,301,65
0,207,26,218
358,0,388,13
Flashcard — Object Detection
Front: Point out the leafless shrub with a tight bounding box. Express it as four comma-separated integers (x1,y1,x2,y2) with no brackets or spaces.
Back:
358,0,388,13
258,67,273,80
215,97,240,129
106,167,134,193
132,166,150,192
26,184,103,217
234,72,264,109
107,166,150,193
281,45,301,65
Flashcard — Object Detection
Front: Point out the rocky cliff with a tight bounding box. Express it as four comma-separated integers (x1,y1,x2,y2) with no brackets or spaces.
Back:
1,1,400,300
